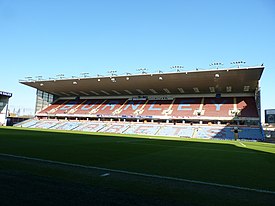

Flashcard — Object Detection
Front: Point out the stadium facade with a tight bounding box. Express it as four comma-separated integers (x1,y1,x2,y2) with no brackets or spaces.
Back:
0,91,12,126
18,65,265,141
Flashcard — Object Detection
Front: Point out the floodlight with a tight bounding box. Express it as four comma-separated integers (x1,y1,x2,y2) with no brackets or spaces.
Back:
25,76,33,81
170,65,184,72
35,76,43,80
137,68,147,74
230,61,246,68
209,62,223,69
108,70,117,76
80,72,89,78
56,74,65,79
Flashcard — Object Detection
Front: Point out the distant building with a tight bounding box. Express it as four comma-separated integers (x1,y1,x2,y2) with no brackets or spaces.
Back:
0,91,12,126
265,109,275,124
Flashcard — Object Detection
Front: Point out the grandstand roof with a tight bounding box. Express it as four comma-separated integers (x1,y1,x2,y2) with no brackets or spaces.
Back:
0,91,12,97
20,66,264,97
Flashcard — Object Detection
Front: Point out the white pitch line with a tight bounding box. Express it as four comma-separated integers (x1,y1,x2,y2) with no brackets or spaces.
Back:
120,141,256,154
238,141,247,147
100,173,110,177
0,153,274,195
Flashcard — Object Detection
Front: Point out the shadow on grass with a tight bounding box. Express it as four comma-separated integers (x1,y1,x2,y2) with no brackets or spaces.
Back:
0,126,275,192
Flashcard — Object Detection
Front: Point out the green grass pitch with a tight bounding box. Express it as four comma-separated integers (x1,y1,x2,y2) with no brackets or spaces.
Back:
0,126,275,205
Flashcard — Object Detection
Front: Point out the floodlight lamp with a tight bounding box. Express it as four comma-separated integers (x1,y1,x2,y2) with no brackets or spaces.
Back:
230,61,246,68
25,76,33,81
108,70,117,76
215,73,220,78
56,74,65,79
137,68,147,74
80,72,89,78
159,76,163,80
36,76,42,80
170,65,184,72
210,62,223,69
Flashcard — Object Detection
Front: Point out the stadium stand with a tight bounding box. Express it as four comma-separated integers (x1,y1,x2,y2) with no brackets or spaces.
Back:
202,97,234,117
18,66,265,141
73,121,106,132
124,124,161,135
238,126,264,140
17,119,39,128
118,99,147,117
72,99,105,115
36,97,260,120
50,121,82,130
28,120,59,129
194,126,232,139
139,100,173,117
100,123,131,133
157,125,194,137
236,97,259,117
15,120,264,140
171,98,202,118
53,100,84,115
96,99,128,116
39,100,68,114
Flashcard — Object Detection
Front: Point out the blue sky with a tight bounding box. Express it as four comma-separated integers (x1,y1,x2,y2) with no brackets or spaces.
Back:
0,0,274,119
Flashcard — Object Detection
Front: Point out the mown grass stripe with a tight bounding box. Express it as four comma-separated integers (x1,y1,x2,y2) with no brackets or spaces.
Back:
1,153,275,195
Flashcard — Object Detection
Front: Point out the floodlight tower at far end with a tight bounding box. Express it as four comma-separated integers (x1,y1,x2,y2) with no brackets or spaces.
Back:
209,62,223,69
137,68,147,74
107,70,117,76
170,65,184,72
231,61,246,68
